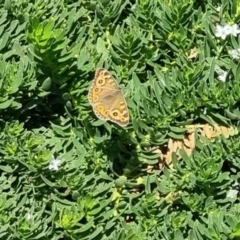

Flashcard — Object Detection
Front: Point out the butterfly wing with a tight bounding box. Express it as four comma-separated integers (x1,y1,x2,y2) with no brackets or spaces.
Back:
88,68,120,105
88,68,129,126
107,91,129,126
93,91,129,126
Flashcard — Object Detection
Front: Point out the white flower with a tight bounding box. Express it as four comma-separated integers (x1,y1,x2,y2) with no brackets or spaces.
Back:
228,49,240,59
227,181,239,198
26,213,32,220
217,70,227,82
229,24,240,36
227,189,238,198
215,23,240,39
216,5,221,12
49,155,61,171
215,24,231,40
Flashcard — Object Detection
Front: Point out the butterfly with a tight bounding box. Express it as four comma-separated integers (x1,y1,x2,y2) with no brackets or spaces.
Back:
88,68,129,127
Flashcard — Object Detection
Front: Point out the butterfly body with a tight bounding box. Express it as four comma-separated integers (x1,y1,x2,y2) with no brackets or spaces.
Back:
88,68,129,127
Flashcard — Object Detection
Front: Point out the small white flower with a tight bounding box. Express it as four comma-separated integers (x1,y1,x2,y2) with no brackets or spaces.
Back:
228,49,240,59
49,155,61,171
227,181,239,198
229,24,240,37
26,213,32,220
217,70,227,82
227,189,238,198
216,5,221,12
215,24,231,40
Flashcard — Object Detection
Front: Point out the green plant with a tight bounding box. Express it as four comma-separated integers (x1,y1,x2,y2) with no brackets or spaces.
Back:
0,0,240,239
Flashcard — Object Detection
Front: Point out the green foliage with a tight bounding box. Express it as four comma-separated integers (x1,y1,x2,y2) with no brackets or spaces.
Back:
0,0,240,239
